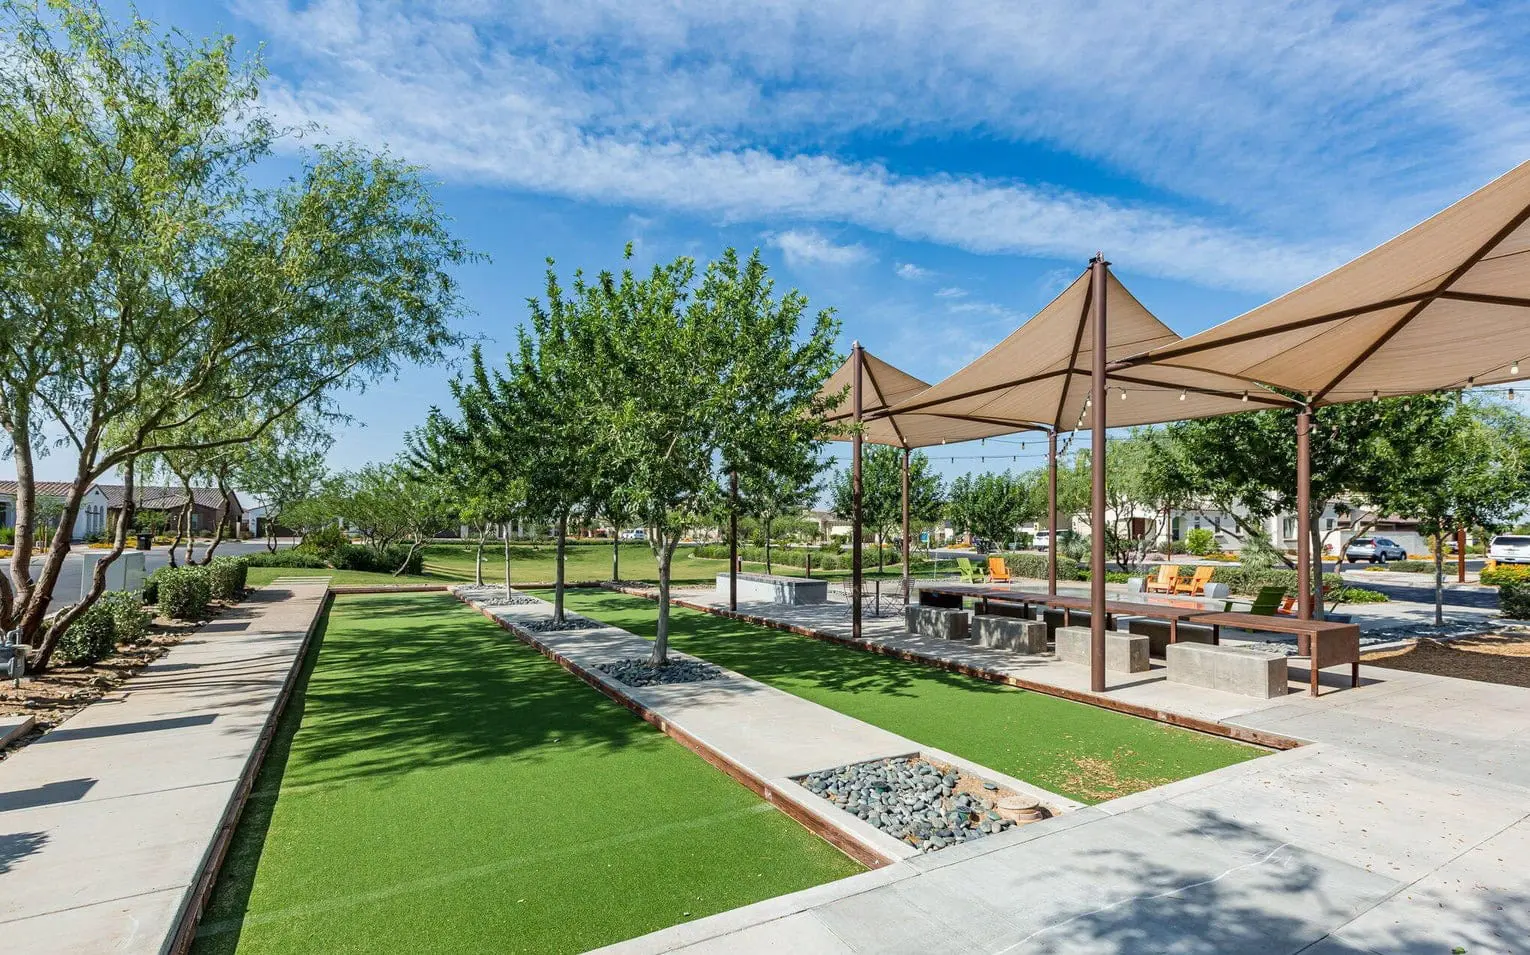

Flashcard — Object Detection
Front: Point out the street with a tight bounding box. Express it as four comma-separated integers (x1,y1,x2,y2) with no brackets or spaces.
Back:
1,540,287,606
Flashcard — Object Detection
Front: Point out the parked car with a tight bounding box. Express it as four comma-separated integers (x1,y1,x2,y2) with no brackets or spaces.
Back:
1344,536,1407,563
1489,534,1530,565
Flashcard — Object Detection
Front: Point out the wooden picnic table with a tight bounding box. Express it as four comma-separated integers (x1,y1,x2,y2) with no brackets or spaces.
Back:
1188,612,1360,697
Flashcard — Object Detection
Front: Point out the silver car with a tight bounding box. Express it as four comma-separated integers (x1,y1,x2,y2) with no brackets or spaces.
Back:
1344,536,1407,563
1489,534,1530,565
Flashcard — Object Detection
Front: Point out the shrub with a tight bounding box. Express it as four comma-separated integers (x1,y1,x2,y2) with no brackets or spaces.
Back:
207,556,248,600
298,523,349,555
1481,565,1530,587
1184,528,1216,556
157,565,212,620
1331,587,1389,604
101,591,152,643
1365,559,1434,574
1005,552,1083,581
1501,579,1530,619
57,602,117,665
0,527,13,546
1143,564,1344,598
245,549,329,569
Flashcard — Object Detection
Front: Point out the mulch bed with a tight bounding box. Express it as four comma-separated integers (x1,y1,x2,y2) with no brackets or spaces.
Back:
1362,633,1530,688
0,600,241,757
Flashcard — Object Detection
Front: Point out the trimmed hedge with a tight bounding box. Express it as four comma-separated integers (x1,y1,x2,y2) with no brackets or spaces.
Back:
1004,552,1083,581
246,549,329,569
57,602,117,665
1363,559,1434,574
688,543,927,574
1482,565,1530,587
1502,579,1530,619
155,565,213,620
208,556,248,601
101,591,152,644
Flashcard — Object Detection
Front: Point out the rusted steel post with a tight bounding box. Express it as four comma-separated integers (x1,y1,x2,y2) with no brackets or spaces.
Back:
1457,527,1467,583
1296,407,1313,620
729,470,739,611
1048,429,1058,596
901,447,912,592
851,342,864,640
1089,256,1108,693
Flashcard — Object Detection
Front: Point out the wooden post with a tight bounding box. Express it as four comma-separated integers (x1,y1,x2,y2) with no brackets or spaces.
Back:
1089,256,1108,693
1457,526,1467,583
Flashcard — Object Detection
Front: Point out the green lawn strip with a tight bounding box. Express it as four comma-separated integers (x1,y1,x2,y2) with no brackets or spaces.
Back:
194,593,860,955
549,590,1265,805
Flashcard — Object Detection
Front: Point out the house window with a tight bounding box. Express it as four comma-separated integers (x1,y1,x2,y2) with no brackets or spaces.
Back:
1326,518,1335,531
1281,517,1297,539
0,501,10,528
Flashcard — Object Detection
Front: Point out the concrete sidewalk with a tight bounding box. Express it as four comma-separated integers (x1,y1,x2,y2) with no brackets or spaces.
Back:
0,581,328,953
599,589,1530,954
457,587,1083,869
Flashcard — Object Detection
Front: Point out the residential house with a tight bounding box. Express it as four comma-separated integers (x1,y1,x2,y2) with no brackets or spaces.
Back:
0,480,112,541
99,485,244,537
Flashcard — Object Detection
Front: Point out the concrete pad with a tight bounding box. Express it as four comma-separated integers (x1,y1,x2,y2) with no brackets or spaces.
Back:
1055,625,1149,673
669,912,852,954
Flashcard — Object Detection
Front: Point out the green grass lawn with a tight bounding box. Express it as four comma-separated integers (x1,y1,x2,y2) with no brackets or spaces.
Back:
194,593,861,955
548,590,1265,804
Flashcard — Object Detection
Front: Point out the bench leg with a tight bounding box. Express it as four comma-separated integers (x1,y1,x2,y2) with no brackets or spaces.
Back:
1311,660,1319,697
1352,661,1359,687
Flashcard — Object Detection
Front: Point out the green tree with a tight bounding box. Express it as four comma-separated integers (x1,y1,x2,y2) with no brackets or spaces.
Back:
946,471,1035,551
240,428,332,552
830,446,944,572
0,0,472,668
739,461,822,575
595,248,839,664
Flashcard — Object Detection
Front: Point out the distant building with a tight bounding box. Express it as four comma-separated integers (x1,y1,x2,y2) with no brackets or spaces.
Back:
0,480,111,541
98,484,243,537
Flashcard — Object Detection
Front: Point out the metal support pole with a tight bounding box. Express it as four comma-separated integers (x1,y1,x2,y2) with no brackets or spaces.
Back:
901,447,911,596
1089,256,1108,693
851,342,864,639
1457,527,1467,583
1047,429,1058,596
729,470,739,611
1296,407,1313,620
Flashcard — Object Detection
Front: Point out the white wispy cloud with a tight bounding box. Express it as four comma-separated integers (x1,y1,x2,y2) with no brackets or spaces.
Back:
765,229,872,267
935,287,969,299
231,0,1530,292
895,262,931,279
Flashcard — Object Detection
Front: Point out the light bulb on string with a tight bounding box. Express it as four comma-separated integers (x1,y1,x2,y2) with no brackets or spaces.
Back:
1179,389,1187,401
1514,360,1521,375
1241,391,1248,402
1371,390,1379,403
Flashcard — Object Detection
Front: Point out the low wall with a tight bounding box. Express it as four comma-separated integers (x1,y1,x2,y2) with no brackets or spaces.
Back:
715,572,828,605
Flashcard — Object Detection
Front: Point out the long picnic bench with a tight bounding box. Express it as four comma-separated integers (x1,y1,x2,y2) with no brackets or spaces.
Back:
1187,612,1361,697
917,586,1211,645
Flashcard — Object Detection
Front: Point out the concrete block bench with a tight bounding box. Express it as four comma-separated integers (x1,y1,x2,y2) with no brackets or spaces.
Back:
1126,618,1217,658
716,572,828,605
1165,642,1287,699
905,605,970,641
973,615,1047,653
1055,626,1149,673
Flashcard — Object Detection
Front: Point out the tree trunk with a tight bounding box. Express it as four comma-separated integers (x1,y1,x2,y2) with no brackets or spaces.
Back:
393,537,422,577
14,467,97,647
650,535,678,666
198,483,232,564
1309,513,1326,620
474,528,485,586
765,518,773,575
1433,533,1446,627
611,533,619,583
5,415,38,624
503,526,512,596
552,514,567,625
35,464,138,673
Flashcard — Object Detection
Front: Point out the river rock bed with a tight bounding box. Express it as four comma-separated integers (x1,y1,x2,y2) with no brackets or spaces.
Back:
595,658,725,687
456,585,542,606
520,615,607,633
798,756,1042,852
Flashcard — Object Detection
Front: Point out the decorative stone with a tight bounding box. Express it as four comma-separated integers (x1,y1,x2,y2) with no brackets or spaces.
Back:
996,795,1045,823
594,657,725,687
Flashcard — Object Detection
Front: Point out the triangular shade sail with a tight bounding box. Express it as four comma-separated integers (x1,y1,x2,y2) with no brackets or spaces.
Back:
818,349,1035,447
884,268,1293,432
1119,160,1530,404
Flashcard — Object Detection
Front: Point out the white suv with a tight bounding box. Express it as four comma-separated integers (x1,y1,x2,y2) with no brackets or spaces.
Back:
1489,534,1530,565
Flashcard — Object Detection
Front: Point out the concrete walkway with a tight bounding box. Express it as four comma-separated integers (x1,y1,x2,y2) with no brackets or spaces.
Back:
456,587,1082,869
0,581,328,953
597,589,1530,954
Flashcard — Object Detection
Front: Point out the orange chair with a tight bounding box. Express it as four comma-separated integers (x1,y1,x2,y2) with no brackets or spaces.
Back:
1174,565,1216,596
1145,564,1180,594
987,556,1011,582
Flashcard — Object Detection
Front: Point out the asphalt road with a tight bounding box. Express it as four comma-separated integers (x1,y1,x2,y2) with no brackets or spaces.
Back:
2,540,289,606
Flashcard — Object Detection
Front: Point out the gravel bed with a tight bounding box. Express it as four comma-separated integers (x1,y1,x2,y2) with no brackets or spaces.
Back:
595,657,725,687
798,756,1036,852
457,585,541,606
520,615,607,633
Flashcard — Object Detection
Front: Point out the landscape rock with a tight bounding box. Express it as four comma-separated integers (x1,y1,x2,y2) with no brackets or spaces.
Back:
595,657,725,687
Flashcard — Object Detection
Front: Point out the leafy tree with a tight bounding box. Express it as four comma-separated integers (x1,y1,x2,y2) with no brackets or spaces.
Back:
407,404,523,589
0,0,472,668
946,471,1035,551
739,461,822,575
830,446,944,572
240,427,333,552
595,248,839,664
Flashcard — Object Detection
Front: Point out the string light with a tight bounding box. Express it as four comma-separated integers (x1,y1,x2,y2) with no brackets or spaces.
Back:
1179,389,1187,401
1119,389,1127,401
1514,360,1521,375
1241,391,1248,402
1511,388,1518,400
1371,390,1379,403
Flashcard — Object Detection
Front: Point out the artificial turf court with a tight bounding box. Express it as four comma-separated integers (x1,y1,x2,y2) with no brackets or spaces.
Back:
550,590,1265,804
193,593,862,955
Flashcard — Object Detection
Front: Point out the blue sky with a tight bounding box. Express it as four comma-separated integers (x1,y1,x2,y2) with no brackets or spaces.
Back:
60,0,1530,485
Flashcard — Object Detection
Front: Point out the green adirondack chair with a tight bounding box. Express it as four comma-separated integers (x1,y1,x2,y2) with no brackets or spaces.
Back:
955,557,985,583
1247,585,1296,616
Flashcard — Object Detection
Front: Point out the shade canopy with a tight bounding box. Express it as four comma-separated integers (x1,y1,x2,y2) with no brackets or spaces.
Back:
884,268,1294,433
818,348,1036,448
1118,160,1530,404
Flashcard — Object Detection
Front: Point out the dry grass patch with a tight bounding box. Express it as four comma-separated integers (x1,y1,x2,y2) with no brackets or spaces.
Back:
1060,754,1173,802
1362,633,1530,688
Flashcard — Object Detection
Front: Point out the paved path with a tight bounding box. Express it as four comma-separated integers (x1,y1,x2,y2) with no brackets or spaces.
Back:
598,588,1530,954
0,580,327,953
456,587,1083,868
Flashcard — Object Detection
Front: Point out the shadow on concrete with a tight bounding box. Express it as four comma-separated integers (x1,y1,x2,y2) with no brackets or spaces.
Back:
0,830,49,874
37,714,216,744
0,777,97,812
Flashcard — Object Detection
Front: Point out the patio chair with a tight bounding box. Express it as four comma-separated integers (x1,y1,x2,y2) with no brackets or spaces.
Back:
956,557,986,583
1174,565,1216,596
1145,564,1179,594
987,556,1012,583
1246,585,1297,616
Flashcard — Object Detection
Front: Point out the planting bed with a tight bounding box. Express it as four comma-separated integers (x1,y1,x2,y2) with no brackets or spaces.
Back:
596,657,724,687
798,756,1049,852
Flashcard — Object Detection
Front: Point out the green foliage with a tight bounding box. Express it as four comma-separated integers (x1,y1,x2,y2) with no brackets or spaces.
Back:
1004,552,1083,582
332,542,424,575
690,543,926,574
1500,579,1530,619
245,549,330,569
56,601,116,665
1144,565,1344,598
829,447,945,558
0,527,13,545
1331,587,1389,604
1369,559,1435,574
1183,528,1216,556
945,471,1034,547
299,524,350,555
101,591,152,644
1482,565,1530,587
207,556,248,601
155,566,213,620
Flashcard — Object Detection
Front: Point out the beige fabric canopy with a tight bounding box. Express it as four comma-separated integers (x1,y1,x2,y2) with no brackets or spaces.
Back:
819,349,1036,448
884,268,1295,431
1117,160,1530,404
